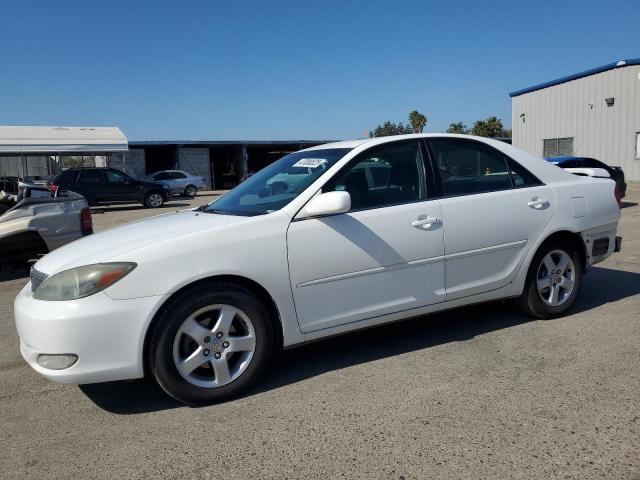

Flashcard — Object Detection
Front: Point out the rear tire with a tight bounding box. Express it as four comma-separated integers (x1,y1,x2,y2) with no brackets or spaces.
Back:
147,282,274,405
144,191,165,208
184,185,197,198
517,240,583,319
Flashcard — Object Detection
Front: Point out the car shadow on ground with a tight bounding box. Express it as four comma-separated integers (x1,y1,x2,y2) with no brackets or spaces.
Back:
621,201,638,209
79,266,640,415
90,203,191,214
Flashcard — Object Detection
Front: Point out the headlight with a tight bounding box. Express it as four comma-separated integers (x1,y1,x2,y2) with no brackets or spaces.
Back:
33,263,136,301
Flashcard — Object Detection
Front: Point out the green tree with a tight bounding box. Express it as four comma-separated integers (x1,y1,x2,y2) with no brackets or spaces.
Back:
408,110,427,133
469,116,506,137
446,122,467,134
369,120,413,137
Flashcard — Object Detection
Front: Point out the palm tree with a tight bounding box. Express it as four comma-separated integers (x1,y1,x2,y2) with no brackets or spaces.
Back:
446,122,467,134
408,110,427,133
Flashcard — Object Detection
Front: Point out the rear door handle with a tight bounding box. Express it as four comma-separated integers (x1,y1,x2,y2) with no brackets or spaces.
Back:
412,216,440,228
527,198,550,209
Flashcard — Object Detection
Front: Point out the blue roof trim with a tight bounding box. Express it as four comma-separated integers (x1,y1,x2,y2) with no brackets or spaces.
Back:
509,58,640,97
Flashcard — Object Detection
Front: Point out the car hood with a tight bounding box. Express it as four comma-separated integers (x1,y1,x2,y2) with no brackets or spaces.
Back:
34,210,252,274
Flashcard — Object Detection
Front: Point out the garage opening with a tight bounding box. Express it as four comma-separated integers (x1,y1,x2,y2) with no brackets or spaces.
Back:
144,145,177,175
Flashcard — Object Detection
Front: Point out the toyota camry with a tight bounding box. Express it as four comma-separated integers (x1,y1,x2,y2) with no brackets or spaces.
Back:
15,134,621,405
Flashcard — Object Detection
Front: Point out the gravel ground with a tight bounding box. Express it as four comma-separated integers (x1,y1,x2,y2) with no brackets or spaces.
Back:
1,188,639,480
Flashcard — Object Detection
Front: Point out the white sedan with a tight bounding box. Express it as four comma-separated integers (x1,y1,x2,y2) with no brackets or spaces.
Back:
15,134,621,405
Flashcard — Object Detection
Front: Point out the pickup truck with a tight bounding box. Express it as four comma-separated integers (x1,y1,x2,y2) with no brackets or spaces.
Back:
0,185,92,266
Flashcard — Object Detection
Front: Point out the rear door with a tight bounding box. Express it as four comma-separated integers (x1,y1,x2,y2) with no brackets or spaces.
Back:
172,171,188,190
76,169,108,203
427,138,554,300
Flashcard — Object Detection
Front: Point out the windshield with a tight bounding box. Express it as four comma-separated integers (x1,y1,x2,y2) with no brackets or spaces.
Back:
204,148,351,216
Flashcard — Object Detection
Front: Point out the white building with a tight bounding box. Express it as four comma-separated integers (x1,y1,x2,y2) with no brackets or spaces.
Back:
511,59,640,181
0,126,128,179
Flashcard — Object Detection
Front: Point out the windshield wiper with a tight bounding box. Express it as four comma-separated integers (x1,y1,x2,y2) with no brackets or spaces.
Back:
203,208,232,215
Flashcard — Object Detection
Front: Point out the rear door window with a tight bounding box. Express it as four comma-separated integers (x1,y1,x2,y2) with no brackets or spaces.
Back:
506,158,543,187
429,139,542,196
53,170,79,185
78,170,105,184
429,139,511,196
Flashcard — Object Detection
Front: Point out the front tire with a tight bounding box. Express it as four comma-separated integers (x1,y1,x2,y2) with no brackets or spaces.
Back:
145,191,165,208
147,282,274,405
517,241,583,319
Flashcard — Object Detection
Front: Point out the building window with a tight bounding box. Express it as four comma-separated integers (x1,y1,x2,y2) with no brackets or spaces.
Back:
636,133,640,160
543,137,574,158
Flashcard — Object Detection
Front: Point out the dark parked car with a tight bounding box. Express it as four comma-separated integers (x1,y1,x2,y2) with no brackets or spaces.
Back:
545,156,626,198
0,176,20,194
48,168,171,208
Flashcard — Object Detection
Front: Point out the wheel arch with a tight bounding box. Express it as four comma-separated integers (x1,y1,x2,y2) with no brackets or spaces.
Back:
0,229,49,262
142,274,284,373
538,230,587,270
525,230,588,283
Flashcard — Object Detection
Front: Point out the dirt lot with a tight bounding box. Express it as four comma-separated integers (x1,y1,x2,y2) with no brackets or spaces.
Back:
1,188,639,479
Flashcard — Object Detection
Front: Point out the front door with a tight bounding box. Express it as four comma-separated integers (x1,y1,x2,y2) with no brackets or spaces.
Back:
104,169,140,202
427,138,554,300
287,140,445,333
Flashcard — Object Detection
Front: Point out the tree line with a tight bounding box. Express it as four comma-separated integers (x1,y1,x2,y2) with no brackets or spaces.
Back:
369,111,511,138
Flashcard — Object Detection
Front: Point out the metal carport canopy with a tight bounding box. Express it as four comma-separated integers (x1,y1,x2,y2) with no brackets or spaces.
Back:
0,126,128,153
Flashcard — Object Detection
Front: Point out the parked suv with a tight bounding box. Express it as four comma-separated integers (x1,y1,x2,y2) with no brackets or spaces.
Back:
48,168,171,208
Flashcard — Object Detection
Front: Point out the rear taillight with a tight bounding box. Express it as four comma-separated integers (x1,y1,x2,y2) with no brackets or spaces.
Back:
614,185,622,209
80,207,93,235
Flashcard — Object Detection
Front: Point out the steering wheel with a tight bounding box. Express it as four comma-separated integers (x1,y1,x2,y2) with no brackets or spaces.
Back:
269,181,288,195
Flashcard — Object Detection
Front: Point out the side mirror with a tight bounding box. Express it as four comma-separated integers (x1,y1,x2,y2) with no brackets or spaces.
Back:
301,191,351,218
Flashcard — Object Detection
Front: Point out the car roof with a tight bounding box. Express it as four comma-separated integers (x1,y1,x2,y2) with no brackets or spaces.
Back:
60,167,110,171
301,133,512,152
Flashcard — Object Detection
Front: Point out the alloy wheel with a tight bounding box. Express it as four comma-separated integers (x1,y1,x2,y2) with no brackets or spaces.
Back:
536,249,576,307
148,193,163,207
172,304,257,388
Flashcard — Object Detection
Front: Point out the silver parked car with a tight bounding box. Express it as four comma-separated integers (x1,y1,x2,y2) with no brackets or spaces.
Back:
146,170,207,197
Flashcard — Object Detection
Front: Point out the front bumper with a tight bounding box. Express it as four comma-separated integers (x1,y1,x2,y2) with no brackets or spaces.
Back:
15,282,167,384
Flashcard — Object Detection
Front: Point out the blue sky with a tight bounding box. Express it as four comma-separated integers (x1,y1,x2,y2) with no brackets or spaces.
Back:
0,0,638,140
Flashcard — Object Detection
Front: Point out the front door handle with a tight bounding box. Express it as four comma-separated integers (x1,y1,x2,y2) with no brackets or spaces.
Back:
412,216,440,228
527,198,550,209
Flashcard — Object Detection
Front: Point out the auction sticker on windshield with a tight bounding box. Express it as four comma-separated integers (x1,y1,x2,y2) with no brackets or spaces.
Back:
292,158,327,168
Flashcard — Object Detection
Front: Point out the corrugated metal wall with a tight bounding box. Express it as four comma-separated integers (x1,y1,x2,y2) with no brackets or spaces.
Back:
178,147,211,188
512,64,640,181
